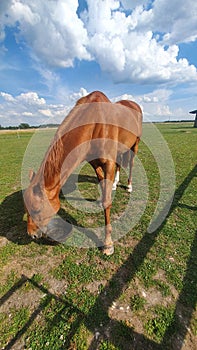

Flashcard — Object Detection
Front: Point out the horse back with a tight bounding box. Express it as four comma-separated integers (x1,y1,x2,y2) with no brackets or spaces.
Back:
76,91,110,105
116,100,142,114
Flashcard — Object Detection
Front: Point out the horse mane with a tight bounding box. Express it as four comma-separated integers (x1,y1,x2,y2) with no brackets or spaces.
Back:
43,135,64,187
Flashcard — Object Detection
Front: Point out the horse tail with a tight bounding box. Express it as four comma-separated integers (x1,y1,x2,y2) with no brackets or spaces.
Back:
131,137,140,155
122,137,140,168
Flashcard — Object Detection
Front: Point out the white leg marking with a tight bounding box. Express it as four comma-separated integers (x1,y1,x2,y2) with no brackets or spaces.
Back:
112,170,120,191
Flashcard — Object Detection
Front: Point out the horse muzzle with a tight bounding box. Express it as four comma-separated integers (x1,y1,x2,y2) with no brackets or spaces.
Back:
28,226,47,240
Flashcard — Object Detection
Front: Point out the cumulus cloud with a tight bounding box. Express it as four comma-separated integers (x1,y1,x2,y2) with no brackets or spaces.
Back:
151,0,197,44
82,0,197,83
0,0,196,84
0,86,194,126
113,88,191,121
0,92,15,102
0,0,91,67
0,0,196,125
0,88,89,126
17,92,46,105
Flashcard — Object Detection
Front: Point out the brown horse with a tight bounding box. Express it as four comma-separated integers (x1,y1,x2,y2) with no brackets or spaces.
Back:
112,100,142,192
23,91,142,255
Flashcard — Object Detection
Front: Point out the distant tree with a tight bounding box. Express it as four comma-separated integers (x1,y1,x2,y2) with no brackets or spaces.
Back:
19,123,30,129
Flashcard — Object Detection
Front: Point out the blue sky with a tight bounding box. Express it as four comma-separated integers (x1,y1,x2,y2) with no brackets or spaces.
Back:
0,0,197,126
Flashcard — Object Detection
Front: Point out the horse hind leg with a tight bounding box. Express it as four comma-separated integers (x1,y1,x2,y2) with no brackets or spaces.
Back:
127,151,135,193
128,138,140,192
112,164,120,191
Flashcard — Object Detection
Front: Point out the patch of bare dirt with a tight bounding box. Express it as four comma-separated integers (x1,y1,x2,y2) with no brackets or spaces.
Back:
86,280,108,295
0,245,63,284
0,288,43,314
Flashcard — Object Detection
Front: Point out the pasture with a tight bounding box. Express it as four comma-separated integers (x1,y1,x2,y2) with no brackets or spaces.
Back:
0,123,196,350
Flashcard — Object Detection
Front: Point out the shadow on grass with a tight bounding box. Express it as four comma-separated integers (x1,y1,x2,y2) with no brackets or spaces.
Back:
0,172,103,247
0,190,32,245
0,165,196,349
0,190,69,246
61,173,99,196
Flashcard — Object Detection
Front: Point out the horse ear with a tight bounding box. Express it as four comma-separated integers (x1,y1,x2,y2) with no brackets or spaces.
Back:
29,169,35,182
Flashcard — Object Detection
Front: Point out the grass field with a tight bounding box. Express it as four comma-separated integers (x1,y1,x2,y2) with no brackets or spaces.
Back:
0,123,196,350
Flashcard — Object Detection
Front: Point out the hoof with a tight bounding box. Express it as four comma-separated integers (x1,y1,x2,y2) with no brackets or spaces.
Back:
127,184,132,193
103,245,114,255
112,183,117,191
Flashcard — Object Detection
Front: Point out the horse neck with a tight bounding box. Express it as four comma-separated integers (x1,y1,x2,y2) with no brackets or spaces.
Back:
41,132,87,199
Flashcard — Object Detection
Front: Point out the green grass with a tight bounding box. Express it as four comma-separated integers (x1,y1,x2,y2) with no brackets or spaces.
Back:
0,306,30,348
0,123,196,349
145,305,176,343
130,294,146,311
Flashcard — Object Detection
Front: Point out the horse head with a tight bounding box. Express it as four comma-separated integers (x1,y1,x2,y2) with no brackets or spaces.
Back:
24,170,54,239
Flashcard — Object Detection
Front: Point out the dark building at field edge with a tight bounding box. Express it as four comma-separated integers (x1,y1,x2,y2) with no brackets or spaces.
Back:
189,110,197,128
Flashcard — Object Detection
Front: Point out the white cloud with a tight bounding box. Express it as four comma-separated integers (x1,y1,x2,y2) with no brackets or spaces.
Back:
112,93,135,102
22,111,33,117
17,92,46,105
113,88,192,121
0,88,89,126
38,109,53,117
0,0,196,85
0,85,195,126
68,87,88,102
82,0,197,83
1,0,91,67
151,0,197,44
139,89,173,103
0,92,15,102
137,89,173,119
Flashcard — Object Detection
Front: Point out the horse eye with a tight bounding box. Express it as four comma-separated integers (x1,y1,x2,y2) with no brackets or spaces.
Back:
31,208,41,216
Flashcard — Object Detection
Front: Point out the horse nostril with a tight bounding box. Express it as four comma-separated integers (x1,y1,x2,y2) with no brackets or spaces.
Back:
28,230,43,239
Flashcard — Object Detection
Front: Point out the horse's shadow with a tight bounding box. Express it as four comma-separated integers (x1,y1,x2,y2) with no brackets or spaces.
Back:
0,190,31,245
0,173,102,246
61,173,99,197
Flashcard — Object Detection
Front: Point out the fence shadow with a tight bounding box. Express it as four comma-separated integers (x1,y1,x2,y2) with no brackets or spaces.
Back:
0,165,196,349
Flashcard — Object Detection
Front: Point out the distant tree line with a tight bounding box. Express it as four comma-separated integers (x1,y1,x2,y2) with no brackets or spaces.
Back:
0,120,195,130
0,123,60,130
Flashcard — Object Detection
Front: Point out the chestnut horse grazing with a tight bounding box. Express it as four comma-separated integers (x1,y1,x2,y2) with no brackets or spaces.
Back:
112,100,142,192
23,91,142,255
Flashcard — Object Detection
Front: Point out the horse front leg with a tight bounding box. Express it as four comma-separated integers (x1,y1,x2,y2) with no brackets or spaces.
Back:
103,206,114,255
89,160,105,202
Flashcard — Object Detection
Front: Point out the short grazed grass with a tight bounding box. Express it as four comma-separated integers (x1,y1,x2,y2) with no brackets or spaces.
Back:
0,123,196,349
